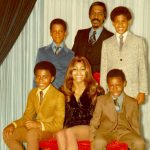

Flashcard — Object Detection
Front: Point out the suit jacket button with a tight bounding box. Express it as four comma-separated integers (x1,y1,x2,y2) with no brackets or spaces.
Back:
120,58,122,61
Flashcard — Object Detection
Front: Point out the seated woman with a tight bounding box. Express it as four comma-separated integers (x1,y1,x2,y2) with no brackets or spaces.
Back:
56,56,104,150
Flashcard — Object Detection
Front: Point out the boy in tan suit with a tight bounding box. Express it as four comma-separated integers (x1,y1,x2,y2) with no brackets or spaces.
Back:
3,61,65,150
90,69,145,150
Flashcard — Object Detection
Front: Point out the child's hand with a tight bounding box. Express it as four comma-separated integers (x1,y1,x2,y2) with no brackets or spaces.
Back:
136,93,145,104
3,124,15,138
25,120,41,130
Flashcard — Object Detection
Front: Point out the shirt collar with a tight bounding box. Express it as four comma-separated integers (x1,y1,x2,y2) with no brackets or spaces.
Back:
36,84,51,97
116,31,128,42
52,41,64,47
112,92,124,101
112,92,124,112
52,42,64,51
89,27,103,40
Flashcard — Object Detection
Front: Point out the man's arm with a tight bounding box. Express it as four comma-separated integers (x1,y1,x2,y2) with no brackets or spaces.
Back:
100,42,108,92
137,38,148,104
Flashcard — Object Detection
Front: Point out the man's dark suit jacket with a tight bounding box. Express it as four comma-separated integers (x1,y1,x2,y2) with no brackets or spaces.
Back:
72,27,113,72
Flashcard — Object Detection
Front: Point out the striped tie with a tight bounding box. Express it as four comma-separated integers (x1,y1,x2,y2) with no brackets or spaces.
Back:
113,98,120,111
119,35,123,50
54,46,60,55
40,91,44,105
88,31,96,46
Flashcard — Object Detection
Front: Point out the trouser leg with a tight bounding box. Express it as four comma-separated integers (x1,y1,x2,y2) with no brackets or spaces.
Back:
119,132,146,150
3,127,53,150
3,127,27,150
93,132,114,150
26,128,53,150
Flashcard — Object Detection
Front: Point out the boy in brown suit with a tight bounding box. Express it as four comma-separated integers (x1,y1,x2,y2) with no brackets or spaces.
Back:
90,69,145,150
3,61,65,150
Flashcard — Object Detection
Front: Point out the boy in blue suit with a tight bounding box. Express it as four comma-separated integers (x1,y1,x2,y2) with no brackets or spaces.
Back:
36,18,74,89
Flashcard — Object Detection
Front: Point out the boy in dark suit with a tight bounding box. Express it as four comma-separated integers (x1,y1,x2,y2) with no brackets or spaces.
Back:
3,61,65,150
90,69,145,150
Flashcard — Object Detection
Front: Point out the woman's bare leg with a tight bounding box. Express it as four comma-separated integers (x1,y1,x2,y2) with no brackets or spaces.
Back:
55,129,66,150
65,125,90,150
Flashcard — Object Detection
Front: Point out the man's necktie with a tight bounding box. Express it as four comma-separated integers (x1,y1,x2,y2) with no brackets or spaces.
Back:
88,31,96,46
113,98,120,111
119,34,123,50
40,91,44,105
54,46,60,55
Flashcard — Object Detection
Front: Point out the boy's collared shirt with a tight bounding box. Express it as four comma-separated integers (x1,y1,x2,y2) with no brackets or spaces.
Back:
89,27,103,41
52,42,64,54
116,31,128,44
36,84,51,101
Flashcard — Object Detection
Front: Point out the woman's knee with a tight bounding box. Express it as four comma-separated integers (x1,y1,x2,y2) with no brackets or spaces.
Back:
65,128,74,137
56,129,65,139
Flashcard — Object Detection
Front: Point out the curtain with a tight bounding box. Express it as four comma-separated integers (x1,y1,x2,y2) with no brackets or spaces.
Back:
0,0,150,149
0,1,44,149
0,0,37,65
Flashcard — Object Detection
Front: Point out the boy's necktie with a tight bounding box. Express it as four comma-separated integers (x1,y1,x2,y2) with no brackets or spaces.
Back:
88,31,96,46
40,91,44,105
113,98,120,111
54,46,60,55
119,34,123,50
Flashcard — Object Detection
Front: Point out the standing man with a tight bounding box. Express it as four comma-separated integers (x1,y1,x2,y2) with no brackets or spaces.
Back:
72,1,113,74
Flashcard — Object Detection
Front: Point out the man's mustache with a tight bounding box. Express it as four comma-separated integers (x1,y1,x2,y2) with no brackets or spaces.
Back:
91,18,100,22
